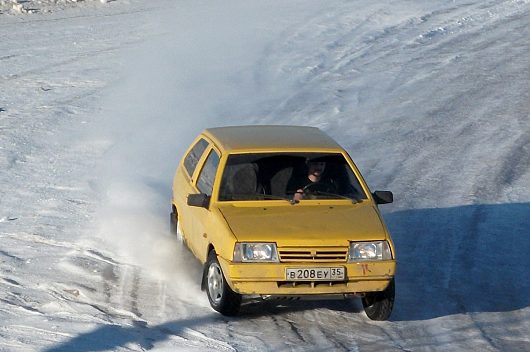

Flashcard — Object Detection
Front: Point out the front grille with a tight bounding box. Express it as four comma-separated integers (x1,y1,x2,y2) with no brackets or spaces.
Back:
278,247,348,262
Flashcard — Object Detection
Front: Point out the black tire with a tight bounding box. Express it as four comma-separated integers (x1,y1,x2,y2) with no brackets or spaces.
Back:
170,209,178,235
170,210,186,249
205,251,241,316
362,278,395,321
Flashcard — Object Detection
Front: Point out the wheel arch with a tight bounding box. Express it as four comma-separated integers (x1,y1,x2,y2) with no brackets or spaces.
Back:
201,244,216,291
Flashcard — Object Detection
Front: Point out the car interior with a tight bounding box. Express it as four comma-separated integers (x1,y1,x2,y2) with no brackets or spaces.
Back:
218,153,366,201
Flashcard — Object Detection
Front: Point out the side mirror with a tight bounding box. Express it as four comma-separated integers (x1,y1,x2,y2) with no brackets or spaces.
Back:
187,193,210,208
372,191,393,205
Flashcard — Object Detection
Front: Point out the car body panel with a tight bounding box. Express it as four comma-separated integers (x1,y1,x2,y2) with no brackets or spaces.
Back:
218,203,388,246
202,125,342,153
218,256,395,295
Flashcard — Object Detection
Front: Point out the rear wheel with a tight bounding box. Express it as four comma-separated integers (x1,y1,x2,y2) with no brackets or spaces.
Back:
205,250,241,316
362,278,395,321
170,209,186,248
170,208,178,235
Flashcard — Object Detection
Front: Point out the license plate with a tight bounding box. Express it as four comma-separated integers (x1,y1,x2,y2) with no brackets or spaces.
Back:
285,267,345,281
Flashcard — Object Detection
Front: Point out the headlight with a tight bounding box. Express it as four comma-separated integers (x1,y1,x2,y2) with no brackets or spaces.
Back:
233,243,279,263
348,241,392,261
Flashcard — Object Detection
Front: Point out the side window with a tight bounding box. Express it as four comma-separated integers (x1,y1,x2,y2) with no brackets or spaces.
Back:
183,138,209,177
196,150,220,195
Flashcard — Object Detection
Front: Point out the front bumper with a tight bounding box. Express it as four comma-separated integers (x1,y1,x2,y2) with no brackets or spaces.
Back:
218,257,396,295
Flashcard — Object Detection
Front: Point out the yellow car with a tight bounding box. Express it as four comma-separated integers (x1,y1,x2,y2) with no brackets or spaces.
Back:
171,125,396,320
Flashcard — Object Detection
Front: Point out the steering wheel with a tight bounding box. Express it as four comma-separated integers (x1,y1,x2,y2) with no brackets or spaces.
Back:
302,182,323,194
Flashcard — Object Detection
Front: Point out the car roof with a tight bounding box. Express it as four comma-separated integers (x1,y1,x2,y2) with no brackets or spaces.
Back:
202,125,343,153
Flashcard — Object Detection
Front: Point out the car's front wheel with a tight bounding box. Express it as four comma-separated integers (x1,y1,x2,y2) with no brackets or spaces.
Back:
361,278,395,321
205,250,241,316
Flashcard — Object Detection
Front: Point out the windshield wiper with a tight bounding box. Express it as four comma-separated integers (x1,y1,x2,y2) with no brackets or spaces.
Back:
310,191,359,203
227,193,296,204
258,193,301,205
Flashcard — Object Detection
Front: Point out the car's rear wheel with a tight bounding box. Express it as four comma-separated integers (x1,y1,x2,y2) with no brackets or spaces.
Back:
170,208,178,235
362,278,395,321
170,209,186,248
205,250,241,316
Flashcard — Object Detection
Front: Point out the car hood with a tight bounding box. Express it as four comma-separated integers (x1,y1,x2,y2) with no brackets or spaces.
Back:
218,203,387,246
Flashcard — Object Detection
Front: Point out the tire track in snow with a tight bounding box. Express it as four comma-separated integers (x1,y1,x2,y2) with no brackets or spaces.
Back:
1,40,143,82
0,249,24,263
0,4,167,28
285,319,306,344
1,277,22,287
465,313,501,352
0,297,43,315
154,322,237,352
493,130,530,191
129,267,143,319
0,54,18,61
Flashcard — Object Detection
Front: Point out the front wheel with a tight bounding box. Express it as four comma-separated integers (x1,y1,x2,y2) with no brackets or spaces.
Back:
205,251,241,316
362,278,395,321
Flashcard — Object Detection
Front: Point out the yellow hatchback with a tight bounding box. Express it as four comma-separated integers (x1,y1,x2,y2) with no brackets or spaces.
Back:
171,125,396,320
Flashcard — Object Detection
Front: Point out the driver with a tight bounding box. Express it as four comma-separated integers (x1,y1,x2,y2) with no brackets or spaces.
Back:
292,160,337,201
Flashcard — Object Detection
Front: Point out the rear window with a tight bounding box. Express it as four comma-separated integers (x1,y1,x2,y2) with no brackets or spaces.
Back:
183,138,208,177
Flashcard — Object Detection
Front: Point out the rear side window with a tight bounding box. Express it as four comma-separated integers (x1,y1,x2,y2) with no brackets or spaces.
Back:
183,138,208,177
196,150,220,195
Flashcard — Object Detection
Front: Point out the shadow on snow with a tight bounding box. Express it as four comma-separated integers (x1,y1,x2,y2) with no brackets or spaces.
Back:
43,300,361,352
43,317,209,352
386,202,530,321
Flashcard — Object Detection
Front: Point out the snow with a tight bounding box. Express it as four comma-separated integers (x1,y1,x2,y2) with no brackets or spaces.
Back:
0,0,111,15
1,0,530,351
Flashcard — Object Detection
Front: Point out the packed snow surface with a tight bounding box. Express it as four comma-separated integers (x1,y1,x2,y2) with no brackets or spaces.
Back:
1,0,529,351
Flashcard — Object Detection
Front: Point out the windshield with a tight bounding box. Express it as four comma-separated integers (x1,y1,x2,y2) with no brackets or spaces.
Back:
218,152,367,201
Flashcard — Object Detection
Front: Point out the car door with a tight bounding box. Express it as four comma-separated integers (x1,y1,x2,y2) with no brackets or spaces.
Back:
175,137,210,244
188,146,221,261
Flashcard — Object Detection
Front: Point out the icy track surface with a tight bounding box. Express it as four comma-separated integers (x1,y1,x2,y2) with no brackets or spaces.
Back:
1,0,530,350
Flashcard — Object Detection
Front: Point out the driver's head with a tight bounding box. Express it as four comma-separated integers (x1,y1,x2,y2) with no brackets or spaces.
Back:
308,161,326,178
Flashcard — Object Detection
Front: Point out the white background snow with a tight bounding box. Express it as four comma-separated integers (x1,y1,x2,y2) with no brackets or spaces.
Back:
1,0,529,350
